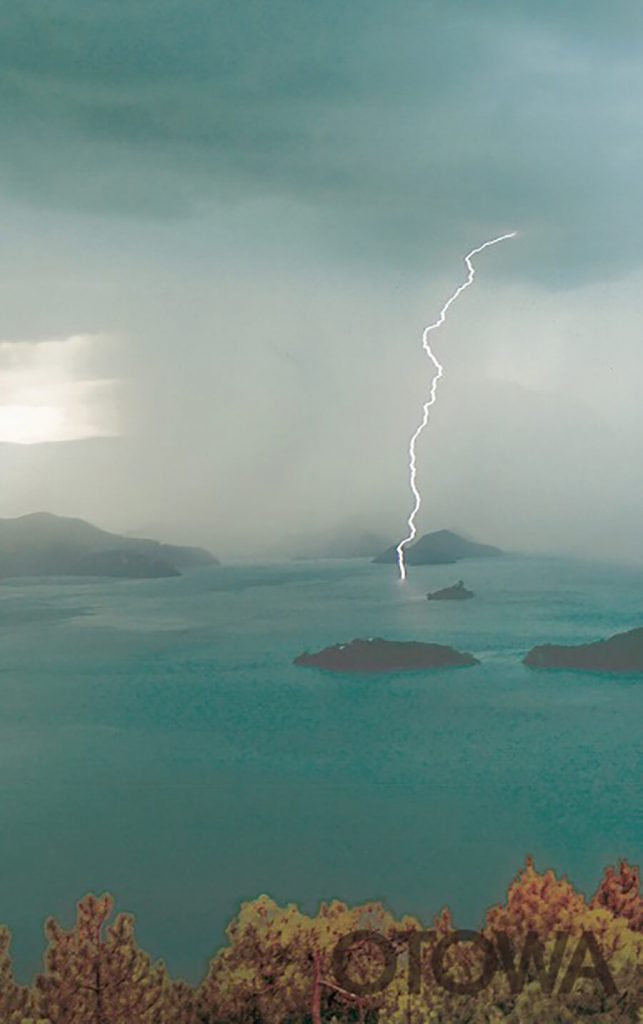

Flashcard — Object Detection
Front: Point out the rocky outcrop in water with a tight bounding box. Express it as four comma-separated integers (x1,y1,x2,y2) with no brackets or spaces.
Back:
427,580,474,601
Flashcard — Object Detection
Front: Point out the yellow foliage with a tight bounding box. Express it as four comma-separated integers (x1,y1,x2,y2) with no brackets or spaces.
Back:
2,859,640,1023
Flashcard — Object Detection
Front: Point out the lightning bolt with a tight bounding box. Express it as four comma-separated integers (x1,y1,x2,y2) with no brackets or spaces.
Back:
396,231,517,581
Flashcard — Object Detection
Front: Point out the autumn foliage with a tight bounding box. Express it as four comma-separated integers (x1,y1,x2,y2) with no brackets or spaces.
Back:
0,860,640,1023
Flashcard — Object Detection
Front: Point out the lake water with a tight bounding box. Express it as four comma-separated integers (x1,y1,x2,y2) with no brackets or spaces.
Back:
0,555,641,983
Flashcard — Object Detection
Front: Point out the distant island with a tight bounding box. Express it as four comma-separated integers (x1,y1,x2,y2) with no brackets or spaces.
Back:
0,512,219,580
427,580,474,601
524,626,643,674
294,637,479,672
373,529,503,565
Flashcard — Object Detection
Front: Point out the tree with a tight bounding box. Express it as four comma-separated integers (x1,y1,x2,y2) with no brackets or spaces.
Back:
308,898,412,1023
480,859,642,1022
162,979,196,1024
591,860,643,932
197,896,312,1022
0,925,33,1023
34,893,167,1024
197,895,406,1023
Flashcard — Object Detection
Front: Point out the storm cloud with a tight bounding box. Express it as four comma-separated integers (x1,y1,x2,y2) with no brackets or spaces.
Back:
2,1,643,277
1,1,642,560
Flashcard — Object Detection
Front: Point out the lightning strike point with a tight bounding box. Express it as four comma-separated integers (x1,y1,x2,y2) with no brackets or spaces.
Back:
396,231,517,582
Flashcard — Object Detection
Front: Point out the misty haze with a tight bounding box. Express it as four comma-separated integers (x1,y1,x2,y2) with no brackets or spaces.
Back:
2,265,643,563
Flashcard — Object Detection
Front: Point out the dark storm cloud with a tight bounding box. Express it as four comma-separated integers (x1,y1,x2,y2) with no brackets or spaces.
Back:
1,1,642,281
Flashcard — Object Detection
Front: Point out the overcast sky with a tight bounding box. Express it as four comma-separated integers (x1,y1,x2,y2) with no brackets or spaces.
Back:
1,1,642,560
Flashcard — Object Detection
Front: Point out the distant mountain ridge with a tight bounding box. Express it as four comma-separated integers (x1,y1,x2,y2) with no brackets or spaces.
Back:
0,512,219,579
292,527,390,560
373,529,503,565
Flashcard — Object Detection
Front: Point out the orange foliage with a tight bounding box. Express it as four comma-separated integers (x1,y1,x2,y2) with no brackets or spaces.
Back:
592,860,643,933
0,859,638,1023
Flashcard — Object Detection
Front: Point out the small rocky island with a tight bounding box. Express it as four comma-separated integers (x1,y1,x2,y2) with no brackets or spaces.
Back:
373,529,502,566
294,637,479,673
427,580,474,601
524,626,643,674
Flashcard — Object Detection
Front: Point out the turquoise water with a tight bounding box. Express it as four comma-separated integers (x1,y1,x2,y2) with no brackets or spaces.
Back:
0,555,641,983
